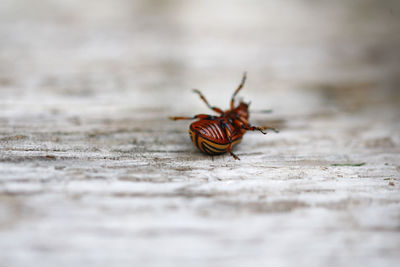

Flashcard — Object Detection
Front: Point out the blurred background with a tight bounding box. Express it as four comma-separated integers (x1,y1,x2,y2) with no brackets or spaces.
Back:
1,1,400,267
1,0,399,117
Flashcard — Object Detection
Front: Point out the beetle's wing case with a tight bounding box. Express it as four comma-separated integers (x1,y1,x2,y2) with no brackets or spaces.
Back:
189,119,243,155
191,120,225,140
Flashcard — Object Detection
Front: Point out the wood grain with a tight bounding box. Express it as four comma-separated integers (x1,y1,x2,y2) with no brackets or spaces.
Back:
1,1,400,267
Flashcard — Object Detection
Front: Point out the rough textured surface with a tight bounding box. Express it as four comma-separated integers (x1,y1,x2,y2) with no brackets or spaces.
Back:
1,1,400,267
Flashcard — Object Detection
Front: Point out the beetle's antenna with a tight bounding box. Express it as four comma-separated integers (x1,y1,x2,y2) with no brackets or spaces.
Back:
252,109,273,113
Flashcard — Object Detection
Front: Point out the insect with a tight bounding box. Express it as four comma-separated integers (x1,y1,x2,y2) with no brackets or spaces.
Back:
169,73,278,160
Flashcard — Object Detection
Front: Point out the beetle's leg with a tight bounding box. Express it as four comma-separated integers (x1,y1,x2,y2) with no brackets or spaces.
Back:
244,126,267,134
192,89,224,114
227,143,240,160
260,126,279,133
233,117,278,134
234,118,265,134
169,114,213,121
230,72,247,109
220,121,240,160
243,125,279,134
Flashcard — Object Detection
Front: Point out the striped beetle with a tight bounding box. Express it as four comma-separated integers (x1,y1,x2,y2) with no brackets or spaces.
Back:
169,73,278,160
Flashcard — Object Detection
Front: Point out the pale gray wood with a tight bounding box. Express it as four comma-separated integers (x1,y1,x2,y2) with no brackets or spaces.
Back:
1,1,400,267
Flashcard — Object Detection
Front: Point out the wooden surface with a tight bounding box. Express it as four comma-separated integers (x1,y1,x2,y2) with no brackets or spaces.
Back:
1,1,400,267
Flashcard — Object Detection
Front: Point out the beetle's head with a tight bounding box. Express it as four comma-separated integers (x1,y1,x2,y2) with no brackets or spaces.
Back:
235,101,250,119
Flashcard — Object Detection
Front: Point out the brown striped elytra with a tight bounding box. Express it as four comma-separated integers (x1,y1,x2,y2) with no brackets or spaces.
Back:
169,73,278,160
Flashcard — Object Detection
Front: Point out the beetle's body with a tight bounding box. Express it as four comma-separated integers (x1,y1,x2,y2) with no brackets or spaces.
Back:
169,73,277,160
189,117,244,155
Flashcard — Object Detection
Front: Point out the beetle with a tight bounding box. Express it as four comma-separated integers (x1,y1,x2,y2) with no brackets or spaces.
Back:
169,73,278,160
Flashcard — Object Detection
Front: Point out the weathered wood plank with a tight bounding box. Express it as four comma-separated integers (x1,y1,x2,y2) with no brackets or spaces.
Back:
1,1,400,267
